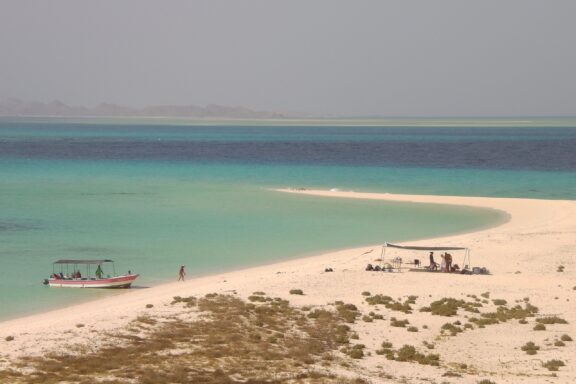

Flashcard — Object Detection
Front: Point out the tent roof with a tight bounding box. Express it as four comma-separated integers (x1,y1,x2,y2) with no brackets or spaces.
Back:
53,259,113,265
384,242,468,251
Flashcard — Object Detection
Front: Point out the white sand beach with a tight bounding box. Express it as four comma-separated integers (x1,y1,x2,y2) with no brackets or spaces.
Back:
1,189,575,383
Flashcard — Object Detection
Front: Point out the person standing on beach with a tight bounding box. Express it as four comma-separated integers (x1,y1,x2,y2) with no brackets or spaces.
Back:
178,265,186,281
429,252,438,270
445,253,452,272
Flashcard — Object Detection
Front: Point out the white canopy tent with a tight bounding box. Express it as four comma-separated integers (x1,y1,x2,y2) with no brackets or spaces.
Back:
380,242,471,271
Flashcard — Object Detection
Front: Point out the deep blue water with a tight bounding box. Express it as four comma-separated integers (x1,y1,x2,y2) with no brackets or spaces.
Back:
1,122,576,172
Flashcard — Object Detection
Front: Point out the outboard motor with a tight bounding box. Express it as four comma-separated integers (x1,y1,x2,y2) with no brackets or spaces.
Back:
43,278,49,285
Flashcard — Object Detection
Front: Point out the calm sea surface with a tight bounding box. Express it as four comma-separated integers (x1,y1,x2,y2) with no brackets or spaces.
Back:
1,117,575,320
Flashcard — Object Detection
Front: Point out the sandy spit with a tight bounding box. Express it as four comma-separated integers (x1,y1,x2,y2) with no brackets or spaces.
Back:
0,189,575,383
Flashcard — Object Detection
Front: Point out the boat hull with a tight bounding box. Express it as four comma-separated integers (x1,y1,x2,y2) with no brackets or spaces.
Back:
47,274,139,288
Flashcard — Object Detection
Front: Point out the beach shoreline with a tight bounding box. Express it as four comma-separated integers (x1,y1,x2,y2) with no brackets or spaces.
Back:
1,189,575,383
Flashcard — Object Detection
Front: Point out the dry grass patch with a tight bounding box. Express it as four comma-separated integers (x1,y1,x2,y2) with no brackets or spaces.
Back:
365,294,415,314
0,294,364,383
420,297,482,316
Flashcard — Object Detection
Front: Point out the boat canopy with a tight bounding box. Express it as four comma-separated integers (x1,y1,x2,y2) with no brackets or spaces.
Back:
383,242,468,251
53,259,113,265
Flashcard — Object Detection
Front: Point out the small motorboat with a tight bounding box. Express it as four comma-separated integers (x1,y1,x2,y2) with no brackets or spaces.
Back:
44,259,139,288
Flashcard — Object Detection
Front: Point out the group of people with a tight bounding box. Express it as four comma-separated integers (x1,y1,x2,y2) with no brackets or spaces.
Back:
51,270,82,280
428,251,459,272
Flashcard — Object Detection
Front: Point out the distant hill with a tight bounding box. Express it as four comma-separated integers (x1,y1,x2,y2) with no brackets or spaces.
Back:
0,98,289,119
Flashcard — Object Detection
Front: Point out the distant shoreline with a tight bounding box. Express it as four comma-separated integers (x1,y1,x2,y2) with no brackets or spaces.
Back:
2,115,576,127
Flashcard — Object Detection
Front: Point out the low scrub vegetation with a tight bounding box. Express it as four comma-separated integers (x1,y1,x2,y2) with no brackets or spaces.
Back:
390,317,410,328
560,334,572,341
535,316,568,324
520,341,539,355
0,294,365,383
420,297,481,317
542,359,565,371
365,294,414,314
383,344,440,366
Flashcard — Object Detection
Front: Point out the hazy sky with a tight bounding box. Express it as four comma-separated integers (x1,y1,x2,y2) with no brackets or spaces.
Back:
1,1,575,116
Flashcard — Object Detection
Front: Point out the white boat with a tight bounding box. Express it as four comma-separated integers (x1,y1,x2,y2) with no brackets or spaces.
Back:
44,259,139,288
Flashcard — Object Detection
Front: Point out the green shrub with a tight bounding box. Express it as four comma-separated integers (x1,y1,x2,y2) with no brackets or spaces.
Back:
390,317,409,327
441,322,463,336
560,334,572,341
289,289,304,295
542,359,565,371
394,344,440,366
341,344,365,359
492,299,507,306
422,297,481,317
533,323,546,331
335,303,359,323
536,316,568,324
554,340,565,347
520,341,539,355
361,291,371,296
396,345,416,361
5,336,14,342
407,326,418,332
366,294,413,313
145,304,154,308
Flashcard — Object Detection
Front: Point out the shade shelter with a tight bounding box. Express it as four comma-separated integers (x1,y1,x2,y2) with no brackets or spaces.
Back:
380,242,471,272
53,259,116,279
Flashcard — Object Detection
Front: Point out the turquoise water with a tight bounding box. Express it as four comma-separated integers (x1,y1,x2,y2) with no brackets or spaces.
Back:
1,118,575,320
0,163,503,320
